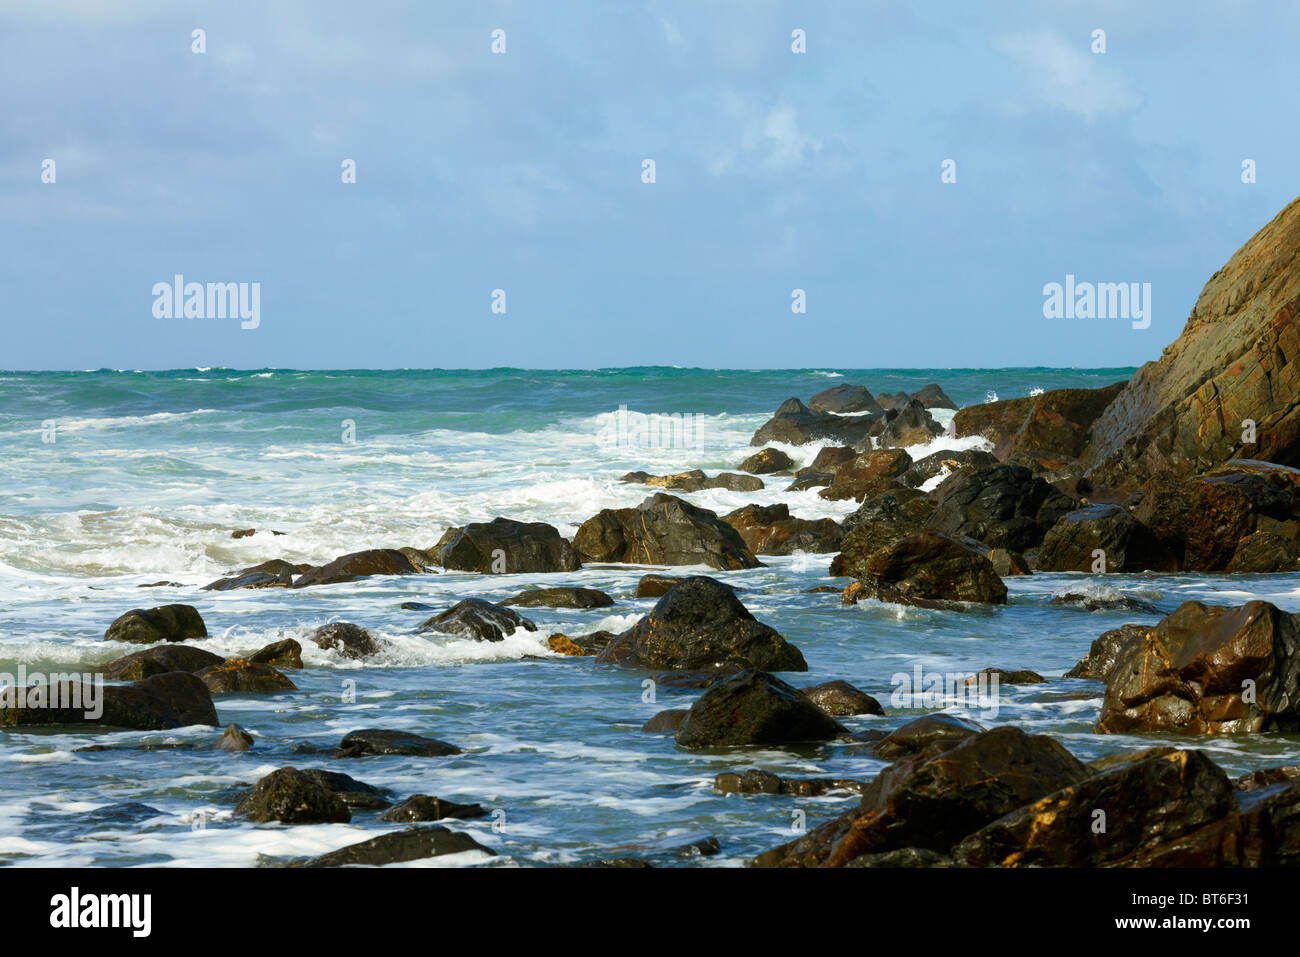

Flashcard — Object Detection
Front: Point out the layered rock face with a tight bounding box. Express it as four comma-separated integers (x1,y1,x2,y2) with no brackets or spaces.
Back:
1083,197,1300,487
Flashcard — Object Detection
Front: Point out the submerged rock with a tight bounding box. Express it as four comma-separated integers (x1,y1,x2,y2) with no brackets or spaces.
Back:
640,709,689,733
419,598,536,642
303,826,495,867
292,549,420,588
101,645,225,681
738,447,796,474
676,670,845,748
217,724,255,752
248,638,304,669
308,622,381,659
335,728,462,757
202,559,305,591
380,795,489,823
196,658,296,694
715,769,865,796
235,767,352,824
502,587,613,609
104,604,207,644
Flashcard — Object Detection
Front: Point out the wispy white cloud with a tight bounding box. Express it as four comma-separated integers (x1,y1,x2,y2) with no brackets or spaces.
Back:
992,29,1143,121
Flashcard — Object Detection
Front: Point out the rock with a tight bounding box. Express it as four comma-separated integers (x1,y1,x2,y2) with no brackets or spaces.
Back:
1083,198,1300,488
876,392,911,411
546,634,587,656
0,672,218,730
721,503,843,555
843,847,956,868
641,709,689,733
964,668,1044,686
986,548,1030,577
807,446,859,471
953,383,1126,463
1095,600,1300,734
749,398,879,448
101,645,225,681
202,559,305,591
838,488,933,547
839,532,1007,607
1235,765,1300,790
502,587,613,609
819,448,913,502
1035,503,1172,572
902,449,999,488
621,469,764,492
754,726,1089,867
873,714,984,760
1063,624,1147,682
308,622,380,659
715,769,865,796
336,728,462,757
104,604,207,644
810,383,883,414
568,630,617,656
1051,591,1161,614
303,826,494,867
196,658,296,694
231,529,256,538
1086,746,1178,775
433,517,581,574
399,547,440,571
1227,530,1300,572
635,574,679,598
910,384,957,410
235,768,352,824
292,549,420,588
802,680,884,716
299,769,393,809
676,670,846,748
596,576,807,672
380,795,488,823
875,400,943,449
738,448,796,474
419,599,536,642
217,724,254,752
573,494,762,570
248,638,303,670
650,664,742,692
784,471,834,491
925,464,1077,551
952,750,1234,867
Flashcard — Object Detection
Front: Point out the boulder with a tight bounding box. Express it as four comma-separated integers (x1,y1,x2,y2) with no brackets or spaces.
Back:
676,670,846,748
0,672,218,730
802,680,884,716
964,667,1044,686
202,559,305,591
304,827,494,867
784,471,834,491
195,658,296,694
308,622,380,659
874,400,943,449
749,398,879,448
419,599,536,642
737,447,795,474
596,576,807,672
573,494,761,570
248,638,304,670
925,464,1076,551
380,795,488,823
235,767,351,824
635,574,679,598
502,587,613,609
873,714,984,760
952,383,1126,465
1063,624,1147,682
901,449,999,490
292,549,420,588
216,724,254,752
640,709,689,733
298,769,393,809
1095,600,1300,734
818,448,913,502
1227,530,1300,572
721,503,843,555
810,383,882,414
910,383,957,410
839,532,1007,607
104,604,207,644
101,645,224,681
1035,503,1172,572
986,548,1030,577
434,518,580,574
806,446,859,472
546,634,587,656
335,728,462,757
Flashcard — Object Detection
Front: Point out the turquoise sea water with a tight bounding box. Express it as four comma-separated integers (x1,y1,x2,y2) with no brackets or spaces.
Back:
2,366,1298,867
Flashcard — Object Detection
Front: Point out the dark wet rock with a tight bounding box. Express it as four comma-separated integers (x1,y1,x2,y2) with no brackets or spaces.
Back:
299,769,393,809
910,384,957,411
676,670,845,749
335,728,461,758
308,622,381,659
902,449,999,488
248,638,303,670
986,548,1030,577
83,802,165,825
1036,503,1173,573
104,604,207,644
1234,765,1300,790
596,576,807,672
235,767,352,824
1095,600,1300,734
875,400,944,449
419,599,536,642
1051,591,1161,614
292,549,420,589
303,826,494,867
640,709,689,733
953,749,1234,867
750,398,880,448
399,547,440,571
202,559,306,591
802,680,884,716
400,601,436,611
217,724,254,752
738,447,796,475
101,645,225,681
1226,529,1300,573
502,587,613,609
715,768,865,796
964,667,1045,686
784,471,834,491
925,464,1076,552
435,517,582,574
876,392,911,411
196,658,296,694
574,494,761,570
807,446,860,472
953,383,1126,463
839,532,1007,607
721,503,843,555
635,574,679,598
844,847,957,867
380,795,488,823
1085,746,1178,775
650,664,743,692
810,383,882,414
566,630,617,656
1064,624,1147,682
621,468,765,493
138,581,182,588
819,448,913,502
873,714,984,760
0,672,218,730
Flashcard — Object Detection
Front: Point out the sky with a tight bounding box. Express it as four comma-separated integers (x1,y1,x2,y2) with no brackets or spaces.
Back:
2,0,1298,371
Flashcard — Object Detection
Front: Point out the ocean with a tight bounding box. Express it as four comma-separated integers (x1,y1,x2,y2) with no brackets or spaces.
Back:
2,366,1298,867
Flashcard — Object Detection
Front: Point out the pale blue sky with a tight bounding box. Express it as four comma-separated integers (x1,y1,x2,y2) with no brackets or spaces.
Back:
2,0,1298,370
